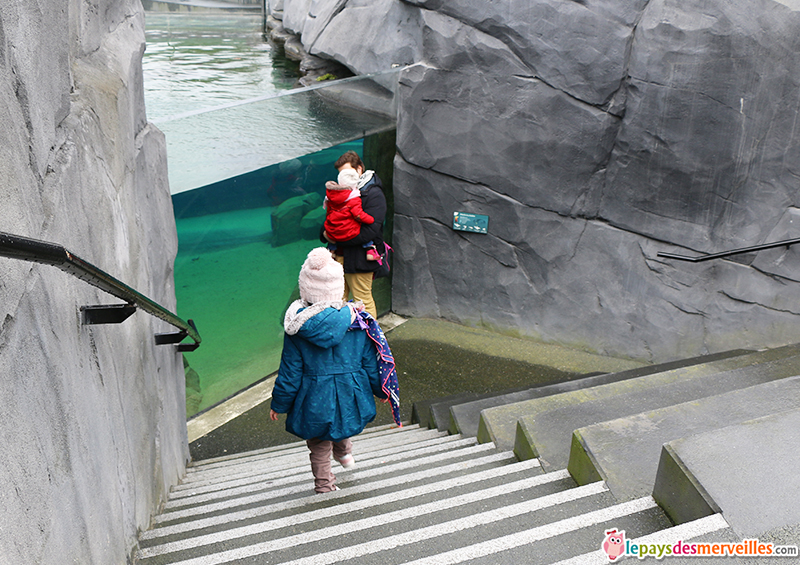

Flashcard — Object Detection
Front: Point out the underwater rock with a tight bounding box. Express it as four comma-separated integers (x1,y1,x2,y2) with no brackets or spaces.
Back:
271,192,324,246
271,197,308,246
300,207,327,240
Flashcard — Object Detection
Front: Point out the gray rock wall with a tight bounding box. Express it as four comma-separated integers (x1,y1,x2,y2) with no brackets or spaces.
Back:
1,1,186,563
276,0,800,363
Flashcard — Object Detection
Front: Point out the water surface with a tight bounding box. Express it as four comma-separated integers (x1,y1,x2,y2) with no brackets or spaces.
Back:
143,13,297,121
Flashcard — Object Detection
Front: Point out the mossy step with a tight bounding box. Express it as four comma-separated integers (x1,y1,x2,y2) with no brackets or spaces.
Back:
567,376,800,502
653,408,800,538
449,349,752,437
476,343,800,467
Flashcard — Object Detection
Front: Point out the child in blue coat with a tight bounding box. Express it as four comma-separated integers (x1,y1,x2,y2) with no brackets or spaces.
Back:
270,247,388,493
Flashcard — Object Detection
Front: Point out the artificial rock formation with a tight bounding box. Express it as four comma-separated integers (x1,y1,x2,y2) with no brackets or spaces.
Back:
273,0,800,362
1,1,186,563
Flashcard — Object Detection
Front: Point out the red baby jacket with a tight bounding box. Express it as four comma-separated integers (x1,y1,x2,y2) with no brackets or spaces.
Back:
324,182,375,241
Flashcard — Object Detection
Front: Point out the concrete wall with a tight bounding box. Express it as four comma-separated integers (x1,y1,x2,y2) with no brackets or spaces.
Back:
0,1,187,563
275,0,800,363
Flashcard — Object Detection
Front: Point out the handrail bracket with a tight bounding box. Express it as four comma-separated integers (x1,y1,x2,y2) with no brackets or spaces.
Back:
157,319,200,352
81,304,137,325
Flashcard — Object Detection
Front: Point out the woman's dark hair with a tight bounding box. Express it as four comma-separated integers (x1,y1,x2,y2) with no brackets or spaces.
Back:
334,150,364,172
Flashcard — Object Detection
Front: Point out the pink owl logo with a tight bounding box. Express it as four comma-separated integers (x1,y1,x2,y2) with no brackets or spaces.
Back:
602,528,626,561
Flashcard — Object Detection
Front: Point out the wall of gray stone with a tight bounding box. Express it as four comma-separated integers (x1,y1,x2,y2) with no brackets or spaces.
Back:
1,2,187,563
275,0,800,363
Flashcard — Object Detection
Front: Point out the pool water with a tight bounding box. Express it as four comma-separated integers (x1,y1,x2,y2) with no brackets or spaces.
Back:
143,12,298,122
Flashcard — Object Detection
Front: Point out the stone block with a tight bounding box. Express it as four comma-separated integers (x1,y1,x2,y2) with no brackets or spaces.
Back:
568,376,800,501
404,0,647,106
300,207,326,240
654,408,800,536
272,194,315,246
480,344,800,461
282,0,312,34
310,0,423,74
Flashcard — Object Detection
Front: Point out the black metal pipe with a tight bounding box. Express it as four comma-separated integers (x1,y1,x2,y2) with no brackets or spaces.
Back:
657,237,800,263
0,231,201,349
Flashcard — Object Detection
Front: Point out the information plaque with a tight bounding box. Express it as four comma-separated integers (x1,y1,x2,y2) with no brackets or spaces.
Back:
452,211,488,234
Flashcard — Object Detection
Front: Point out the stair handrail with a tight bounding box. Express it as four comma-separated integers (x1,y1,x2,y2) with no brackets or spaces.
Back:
0,231,200,351
657,237,800,263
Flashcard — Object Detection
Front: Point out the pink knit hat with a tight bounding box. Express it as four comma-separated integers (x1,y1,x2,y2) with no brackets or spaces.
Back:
298,248,345,304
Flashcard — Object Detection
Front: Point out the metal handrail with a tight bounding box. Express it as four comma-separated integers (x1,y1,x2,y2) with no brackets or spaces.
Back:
0,231,200,351
658,237,800,263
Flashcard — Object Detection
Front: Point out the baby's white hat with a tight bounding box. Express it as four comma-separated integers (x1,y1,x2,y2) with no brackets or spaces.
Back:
337,168,360,188
298,248,345,304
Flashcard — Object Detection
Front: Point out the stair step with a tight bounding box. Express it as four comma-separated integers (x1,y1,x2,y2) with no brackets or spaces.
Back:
264,496,665,565
170,436,481,499
180,430,451,486
140,481,621,564
164,442,501,511
185,424,434,476
141,459,547,546
154,449,518,527
653,407,800,536
391,498,672,565
446,349,752,437
186,422,413,469
411,393,486,429
551,513,730,564
568,376,800,501
478,343,800,468
176,431,471,489
138,464,563,562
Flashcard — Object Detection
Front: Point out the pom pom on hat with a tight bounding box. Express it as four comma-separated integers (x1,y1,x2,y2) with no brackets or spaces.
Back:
337,168,360,188
298,248,345,304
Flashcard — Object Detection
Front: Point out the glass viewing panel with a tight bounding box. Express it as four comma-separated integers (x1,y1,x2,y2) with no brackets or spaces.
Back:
155,71,401,194
165,74,399,417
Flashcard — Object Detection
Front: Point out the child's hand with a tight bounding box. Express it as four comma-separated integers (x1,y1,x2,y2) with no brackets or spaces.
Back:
269,409,280,421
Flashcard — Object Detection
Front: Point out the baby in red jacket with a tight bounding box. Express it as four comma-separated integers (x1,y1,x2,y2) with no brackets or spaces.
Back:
323,169,380,261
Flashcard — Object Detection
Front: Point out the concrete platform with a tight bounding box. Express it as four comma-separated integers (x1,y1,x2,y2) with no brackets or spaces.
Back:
653,408,800,537
567,376,800,501
484,343,800,468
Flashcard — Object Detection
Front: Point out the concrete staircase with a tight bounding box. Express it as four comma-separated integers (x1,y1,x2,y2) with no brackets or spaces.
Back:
137,345,800,563
135,424,730,564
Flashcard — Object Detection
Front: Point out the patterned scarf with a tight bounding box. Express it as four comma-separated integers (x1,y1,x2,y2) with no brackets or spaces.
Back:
351,310,402,426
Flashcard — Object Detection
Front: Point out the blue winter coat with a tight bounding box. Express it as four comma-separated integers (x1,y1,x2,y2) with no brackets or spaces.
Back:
271,301,386,442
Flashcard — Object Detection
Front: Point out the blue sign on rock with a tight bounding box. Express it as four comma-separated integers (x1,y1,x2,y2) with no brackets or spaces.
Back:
453,212,488,234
